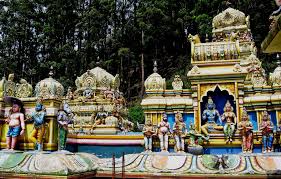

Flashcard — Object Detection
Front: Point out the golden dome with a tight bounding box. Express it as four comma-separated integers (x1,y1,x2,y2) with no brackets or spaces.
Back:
144,61,166,91
35,69,64,99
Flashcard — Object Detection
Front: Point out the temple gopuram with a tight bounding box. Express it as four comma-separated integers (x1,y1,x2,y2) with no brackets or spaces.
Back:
142,7,281,153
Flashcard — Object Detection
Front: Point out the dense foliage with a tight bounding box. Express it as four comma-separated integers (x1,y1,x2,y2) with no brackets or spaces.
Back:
0,0,278,102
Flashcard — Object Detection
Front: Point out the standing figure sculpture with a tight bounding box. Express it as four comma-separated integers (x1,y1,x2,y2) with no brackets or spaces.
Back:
260,111,274,153
201,97,221,140
173,112,187,152
28,97,46,151
238,109,253,153
221,100,237,143
143,119,155,152
157,113,171,152
57,101,74,151
5,99,25,150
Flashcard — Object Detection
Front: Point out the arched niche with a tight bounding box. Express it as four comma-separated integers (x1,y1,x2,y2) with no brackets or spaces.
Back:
200,86,236,126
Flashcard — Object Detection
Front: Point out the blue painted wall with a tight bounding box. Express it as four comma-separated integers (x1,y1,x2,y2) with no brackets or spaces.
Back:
269,111,277,131
248,111,258,131
167,113,175,130
183,113,194,130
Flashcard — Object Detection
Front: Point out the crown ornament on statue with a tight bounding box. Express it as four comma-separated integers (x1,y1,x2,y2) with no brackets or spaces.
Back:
208,97,214,104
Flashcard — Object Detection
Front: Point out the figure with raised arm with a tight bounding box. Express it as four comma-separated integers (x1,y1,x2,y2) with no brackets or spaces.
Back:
221,100,237,143
143,119,156,152
201,97,221,140
28,97,46,151
238,108,253,153
173,112,187,152
5,98,25,150
260,111,274,153
157,113,170,152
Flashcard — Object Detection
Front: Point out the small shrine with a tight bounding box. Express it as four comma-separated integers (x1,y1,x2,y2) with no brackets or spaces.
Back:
141,7,281,153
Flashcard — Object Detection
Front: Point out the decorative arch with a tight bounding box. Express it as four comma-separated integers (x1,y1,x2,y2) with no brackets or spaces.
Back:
200,86,236,119
200,84,236,102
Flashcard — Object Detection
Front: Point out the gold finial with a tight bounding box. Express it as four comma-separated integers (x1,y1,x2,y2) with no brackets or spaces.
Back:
153,61,158,73
49,66,54,78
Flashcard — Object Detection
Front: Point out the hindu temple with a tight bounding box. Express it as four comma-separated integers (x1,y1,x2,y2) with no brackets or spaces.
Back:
0,6,280,179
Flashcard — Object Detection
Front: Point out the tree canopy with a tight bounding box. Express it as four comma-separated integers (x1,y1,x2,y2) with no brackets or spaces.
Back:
0,0,277,103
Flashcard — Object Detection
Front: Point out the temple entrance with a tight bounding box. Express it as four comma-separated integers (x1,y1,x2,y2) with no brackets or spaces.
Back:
201,86,236,126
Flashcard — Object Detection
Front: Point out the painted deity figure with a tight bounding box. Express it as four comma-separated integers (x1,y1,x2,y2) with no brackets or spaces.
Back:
5,101,25,150
238,109,253,153
201,97,221,139
143,119,156,152
173,112,187,152
28,98,46,151
221,101,237,143
157,113,171,152
260,111,274,153
57,101,74,150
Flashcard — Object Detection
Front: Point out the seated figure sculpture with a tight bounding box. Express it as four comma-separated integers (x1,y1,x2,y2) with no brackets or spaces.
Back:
221,100,237,143
157,113,171,152
173,112,187,152
201,97,222,139
28,97,46,151
238,109,253,153
143,119,156,152
260,111,274,153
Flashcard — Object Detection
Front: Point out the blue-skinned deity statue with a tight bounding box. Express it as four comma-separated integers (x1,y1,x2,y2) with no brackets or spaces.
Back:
201,97,222,139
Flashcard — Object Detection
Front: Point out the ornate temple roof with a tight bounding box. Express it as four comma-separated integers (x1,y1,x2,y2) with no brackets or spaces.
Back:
144,61,166,92
35,68,64,99
212,7,249,33
75,66,120,91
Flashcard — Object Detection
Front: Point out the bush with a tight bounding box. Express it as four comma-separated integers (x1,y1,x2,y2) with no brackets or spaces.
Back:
128,104,145,131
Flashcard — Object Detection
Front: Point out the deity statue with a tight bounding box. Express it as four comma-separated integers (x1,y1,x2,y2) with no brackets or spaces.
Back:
157,113,171,152
104,110,119,127
173,112,187,152
4,98,25,150
15,79,33,98
27,97,47,151
66,87,74,100
143,119,156,152
187,123,208,155
5,73,16,96
237,109,253,153
260,111,274,153
221,101,237,143
57,101,74,150
172,75,183,91
201,97,221,139
83,87,93,100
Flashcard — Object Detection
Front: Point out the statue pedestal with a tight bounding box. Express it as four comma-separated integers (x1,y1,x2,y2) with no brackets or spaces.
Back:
92,125,120,135
187,145,204,155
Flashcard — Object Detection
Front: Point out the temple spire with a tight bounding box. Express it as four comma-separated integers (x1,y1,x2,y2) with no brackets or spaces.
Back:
153,61,158,73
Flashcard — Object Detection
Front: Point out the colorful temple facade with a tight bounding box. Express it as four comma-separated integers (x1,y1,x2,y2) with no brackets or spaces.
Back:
0,6,281,179
141,8,281,153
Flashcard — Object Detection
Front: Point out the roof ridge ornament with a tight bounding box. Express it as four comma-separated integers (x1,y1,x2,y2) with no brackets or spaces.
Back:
153,61,158,73
49,66,54,78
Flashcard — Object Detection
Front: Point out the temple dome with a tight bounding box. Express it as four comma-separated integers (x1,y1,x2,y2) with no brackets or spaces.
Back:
144,62,165,91
212,8,248,30
75,67,120,91
35,70,64,99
